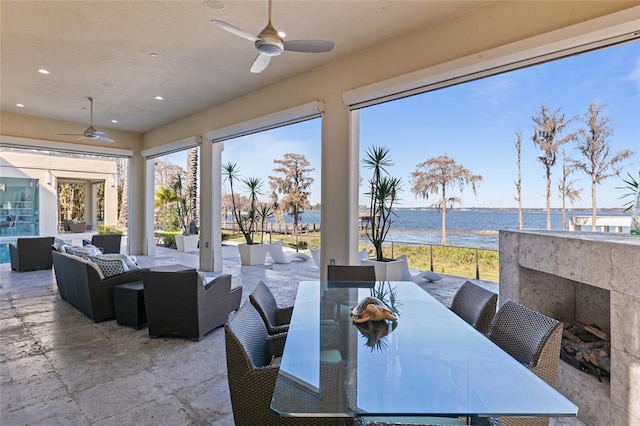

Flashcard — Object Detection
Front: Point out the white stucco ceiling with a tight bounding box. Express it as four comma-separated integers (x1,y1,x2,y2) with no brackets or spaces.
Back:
0,0,486,133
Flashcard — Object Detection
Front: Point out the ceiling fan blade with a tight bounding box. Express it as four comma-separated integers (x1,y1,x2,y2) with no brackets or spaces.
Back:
212,20,259,42
250,54,271,73
283,40,335,53
57,133,85,136
97,135,114,143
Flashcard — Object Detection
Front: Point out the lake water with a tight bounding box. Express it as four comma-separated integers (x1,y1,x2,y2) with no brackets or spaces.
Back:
289,209,631,250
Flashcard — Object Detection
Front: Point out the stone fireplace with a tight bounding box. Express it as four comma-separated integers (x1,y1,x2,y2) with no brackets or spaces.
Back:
499,230,640,426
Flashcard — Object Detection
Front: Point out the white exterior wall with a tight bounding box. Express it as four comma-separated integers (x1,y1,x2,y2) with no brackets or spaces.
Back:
0,151,118,236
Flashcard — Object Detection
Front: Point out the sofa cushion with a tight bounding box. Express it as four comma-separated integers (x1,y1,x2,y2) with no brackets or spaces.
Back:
65,244,102,259
89,256,127,278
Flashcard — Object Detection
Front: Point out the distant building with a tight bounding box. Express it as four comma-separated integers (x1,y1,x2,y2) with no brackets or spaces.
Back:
0,150,118,237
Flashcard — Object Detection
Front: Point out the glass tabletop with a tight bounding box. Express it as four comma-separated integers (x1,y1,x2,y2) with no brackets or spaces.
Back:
271,281,578,419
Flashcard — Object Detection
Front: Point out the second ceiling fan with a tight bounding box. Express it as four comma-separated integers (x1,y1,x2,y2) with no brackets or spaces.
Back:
212,0,335,73
57,97,114,143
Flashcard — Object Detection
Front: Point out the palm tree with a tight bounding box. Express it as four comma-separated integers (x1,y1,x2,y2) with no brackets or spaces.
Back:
186,147,198,234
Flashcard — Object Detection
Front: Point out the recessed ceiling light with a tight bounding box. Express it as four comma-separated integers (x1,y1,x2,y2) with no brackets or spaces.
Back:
154,96,164,101
16,103,25,108
37,68,50,74
205,0,226,10
150,53,158,57
111,119,118,124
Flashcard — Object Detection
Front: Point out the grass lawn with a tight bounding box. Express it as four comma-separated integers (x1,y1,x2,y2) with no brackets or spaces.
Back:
223,230,499,282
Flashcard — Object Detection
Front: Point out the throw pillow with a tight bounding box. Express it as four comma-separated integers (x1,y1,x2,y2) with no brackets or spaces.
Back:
93,254,139,271
89,256,127,278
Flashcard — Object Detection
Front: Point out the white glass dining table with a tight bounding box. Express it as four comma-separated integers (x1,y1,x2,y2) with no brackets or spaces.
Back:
270,280,578,421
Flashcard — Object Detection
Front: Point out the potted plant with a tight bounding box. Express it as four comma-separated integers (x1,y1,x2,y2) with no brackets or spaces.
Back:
169,171,199,252
361,146,404,280
223,162,270,265
619,172,639,235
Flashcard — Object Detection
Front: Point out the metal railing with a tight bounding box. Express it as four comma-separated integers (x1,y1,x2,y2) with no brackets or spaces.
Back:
359,239,499,282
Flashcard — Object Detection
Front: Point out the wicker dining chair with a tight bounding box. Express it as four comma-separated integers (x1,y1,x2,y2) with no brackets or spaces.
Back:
487,300,563,426
249,280,294,335
450,280,498,335
225,301,346,426
327,265,376,282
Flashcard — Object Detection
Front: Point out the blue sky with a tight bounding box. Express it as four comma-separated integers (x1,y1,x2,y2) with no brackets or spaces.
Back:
167,40,639,209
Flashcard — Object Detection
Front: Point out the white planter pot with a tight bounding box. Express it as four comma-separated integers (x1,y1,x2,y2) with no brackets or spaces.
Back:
362,258,404,281
238,243,269,266
176,234,199,252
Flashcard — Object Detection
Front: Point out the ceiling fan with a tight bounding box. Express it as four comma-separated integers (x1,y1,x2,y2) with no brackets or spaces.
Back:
58,97,114,143
212,0,335,74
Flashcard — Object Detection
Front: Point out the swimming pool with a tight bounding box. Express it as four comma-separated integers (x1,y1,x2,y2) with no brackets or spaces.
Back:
0,243,9,264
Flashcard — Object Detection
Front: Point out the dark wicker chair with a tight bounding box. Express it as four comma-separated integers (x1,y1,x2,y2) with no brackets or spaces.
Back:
249,281,293,335
327,265,376,281
488,300,563,426
225,302,345,426
9,236,55,272
353,417,466,425
450,280,498,335
142,270,232,340
83,234,122,254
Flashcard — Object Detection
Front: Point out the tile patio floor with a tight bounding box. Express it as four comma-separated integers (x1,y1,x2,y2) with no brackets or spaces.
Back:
0,244,582,425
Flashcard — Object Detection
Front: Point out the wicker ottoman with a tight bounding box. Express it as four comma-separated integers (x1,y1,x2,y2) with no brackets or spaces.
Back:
114,281,147,329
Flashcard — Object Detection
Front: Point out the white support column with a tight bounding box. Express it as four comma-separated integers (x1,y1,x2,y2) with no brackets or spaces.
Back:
199,140,223,271
320,98,360,279
144,157,156,256
84,181,93,230
91,182,99,231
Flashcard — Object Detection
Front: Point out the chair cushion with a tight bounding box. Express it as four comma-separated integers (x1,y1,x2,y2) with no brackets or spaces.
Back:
89,256,127,278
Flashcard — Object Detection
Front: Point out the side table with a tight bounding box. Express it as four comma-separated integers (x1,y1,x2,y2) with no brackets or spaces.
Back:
148,264,195,273
114,281,147,329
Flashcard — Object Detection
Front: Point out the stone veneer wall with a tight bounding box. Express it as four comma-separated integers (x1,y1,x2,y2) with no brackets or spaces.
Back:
499,230,640,426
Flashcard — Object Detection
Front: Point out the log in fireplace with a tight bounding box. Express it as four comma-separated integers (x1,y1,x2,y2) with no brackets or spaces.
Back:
560,320,610,382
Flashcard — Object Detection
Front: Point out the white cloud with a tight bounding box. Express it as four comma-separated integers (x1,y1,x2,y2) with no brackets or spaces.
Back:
469,75,516,105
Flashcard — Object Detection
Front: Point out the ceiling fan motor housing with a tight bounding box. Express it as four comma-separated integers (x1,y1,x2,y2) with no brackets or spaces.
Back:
256,23,283,56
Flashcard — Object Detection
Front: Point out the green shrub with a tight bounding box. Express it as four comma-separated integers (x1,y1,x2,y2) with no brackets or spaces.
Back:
97,225,123,235
154,231,180,249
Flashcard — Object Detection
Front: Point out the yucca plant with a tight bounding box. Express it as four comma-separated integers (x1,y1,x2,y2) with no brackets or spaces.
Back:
222,162,264,244
363,146,402,261
618,172,639,211
619,172,639,235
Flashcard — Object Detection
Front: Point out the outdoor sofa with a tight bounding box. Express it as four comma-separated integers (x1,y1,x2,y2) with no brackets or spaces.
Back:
52,249,143,322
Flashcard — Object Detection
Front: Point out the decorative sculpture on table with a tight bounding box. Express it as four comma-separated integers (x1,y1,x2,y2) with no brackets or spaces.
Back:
350,282,401,350
350,296,397,323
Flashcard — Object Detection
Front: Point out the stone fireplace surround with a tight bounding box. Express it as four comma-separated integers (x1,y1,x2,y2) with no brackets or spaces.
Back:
499,230,640,426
